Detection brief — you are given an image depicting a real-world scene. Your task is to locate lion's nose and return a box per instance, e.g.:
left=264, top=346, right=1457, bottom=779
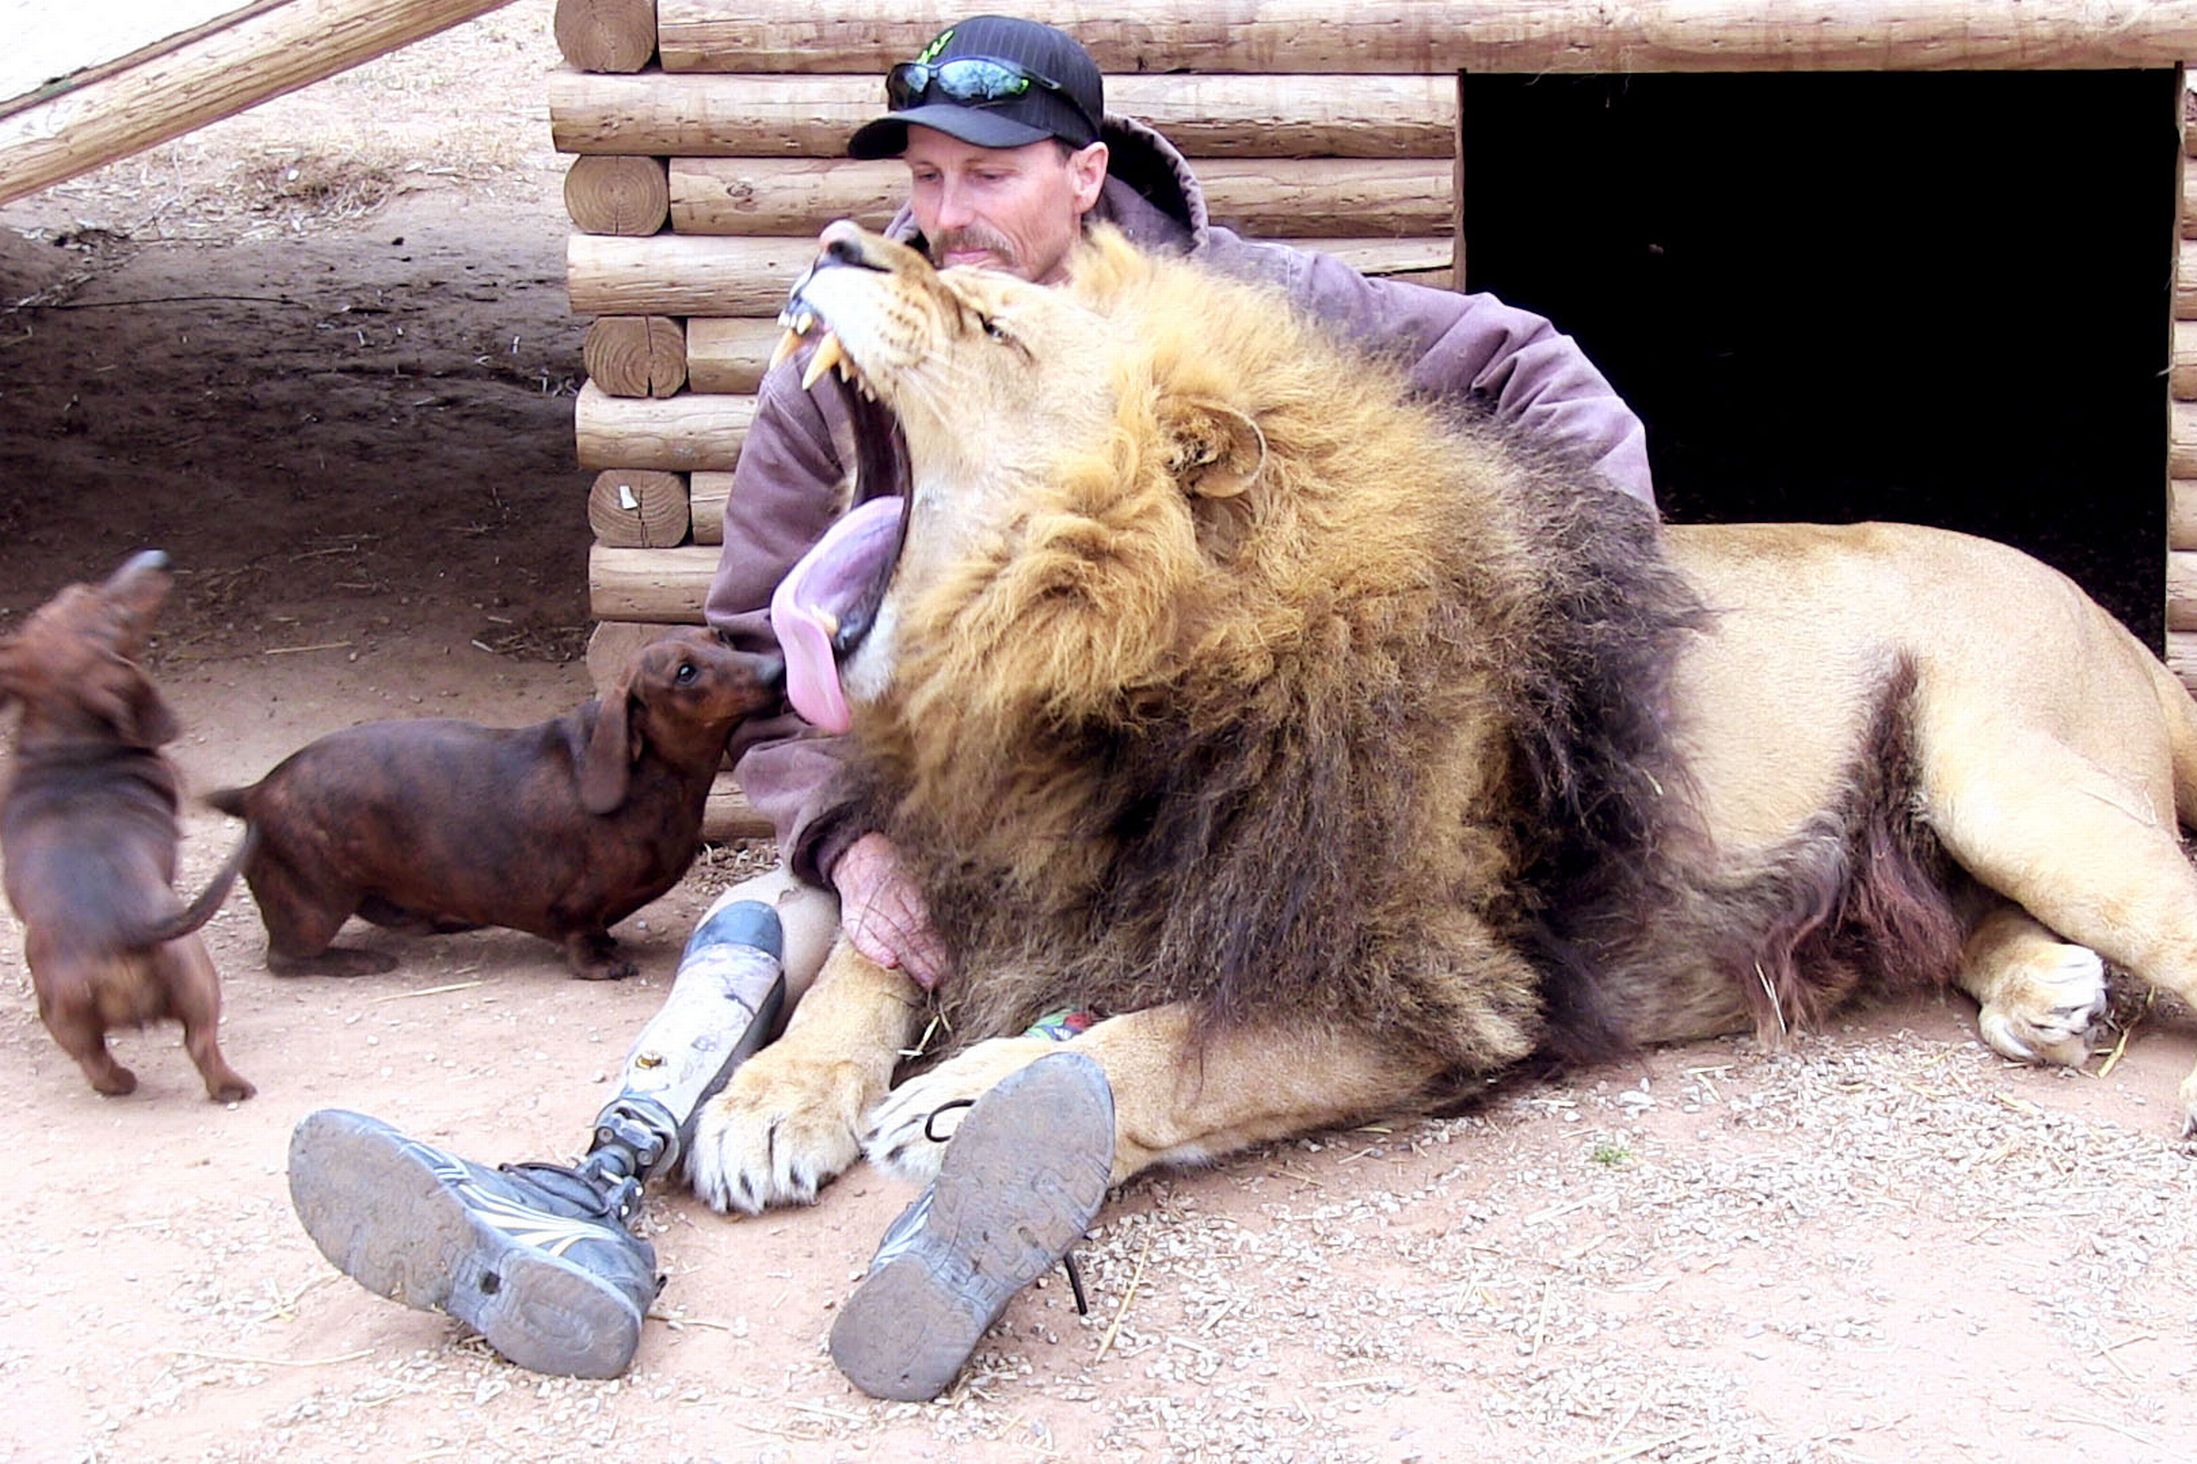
left=820, top=219, right=865, bottom=261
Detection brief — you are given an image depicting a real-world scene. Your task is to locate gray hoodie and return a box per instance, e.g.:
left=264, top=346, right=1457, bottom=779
left=704, top=115, right=1655, bottom=884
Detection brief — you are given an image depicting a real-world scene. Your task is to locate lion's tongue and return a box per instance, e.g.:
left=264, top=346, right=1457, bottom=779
left=771, top=495, right=905, bottom=734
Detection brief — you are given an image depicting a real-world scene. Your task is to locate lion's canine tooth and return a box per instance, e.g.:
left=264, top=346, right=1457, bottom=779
left=770, top=327, right=803, bottom=371
left=815, top=609, right=840, bottom=638
left=801, top=331, right=845, bottom=390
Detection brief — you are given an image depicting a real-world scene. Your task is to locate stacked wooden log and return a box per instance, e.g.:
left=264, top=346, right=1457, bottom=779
left=552, top=0, right=1460, bottom=833
left=2172, top=81, right=2197, bottom=687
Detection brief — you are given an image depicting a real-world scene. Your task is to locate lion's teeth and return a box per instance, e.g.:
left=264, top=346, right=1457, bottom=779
left=815, top=609, right=840, bottom=638
left=794, top=309, right=815, bottom=336
left=769, top=327, right=802, bottom=371
left=800, top=331, right=845, bottom=390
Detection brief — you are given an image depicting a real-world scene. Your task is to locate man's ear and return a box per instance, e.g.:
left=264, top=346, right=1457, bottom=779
left=1068, top=139, right=1109, bottom=215
left=1159, top=396, right=1266, bottom=499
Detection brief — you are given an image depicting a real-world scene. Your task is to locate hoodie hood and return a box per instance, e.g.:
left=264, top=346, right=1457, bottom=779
left=877, top=111, right=1210, bottom=259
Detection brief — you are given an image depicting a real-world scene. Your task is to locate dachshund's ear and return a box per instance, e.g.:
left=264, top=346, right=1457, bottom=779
left=122, top=674, right=180, bottom=749
left=84, top=658, right=178, bottom=748
left=580, top=674, right=639, bottom=815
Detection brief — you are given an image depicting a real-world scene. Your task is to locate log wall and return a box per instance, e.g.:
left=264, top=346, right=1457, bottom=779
left=2174, top=79, right=2197, bottom=680
left=553, top=0, right=1461, bottom=679
left=553, top=0, right=2197, bottom=812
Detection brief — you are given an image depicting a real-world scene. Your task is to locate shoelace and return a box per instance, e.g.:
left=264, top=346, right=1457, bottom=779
left=500, top=1160, right=621, bottom=1220
left=923, top=1097, right=1090, bottom=1316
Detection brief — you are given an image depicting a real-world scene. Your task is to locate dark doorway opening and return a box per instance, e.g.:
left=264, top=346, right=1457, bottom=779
left=1461, top=70, right=2178, bottom=648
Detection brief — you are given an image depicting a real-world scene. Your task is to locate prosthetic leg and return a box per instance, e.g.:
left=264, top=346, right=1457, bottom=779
left=287, top=897, right=787, bottom=1379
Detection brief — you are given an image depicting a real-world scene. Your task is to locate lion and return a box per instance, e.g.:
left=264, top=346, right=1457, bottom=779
left=687, top=220, right=2197, bottom=1227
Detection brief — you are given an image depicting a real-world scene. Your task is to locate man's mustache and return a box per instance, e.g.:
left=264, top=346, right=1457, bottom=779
left=929, top=226, right=1020, bottom=266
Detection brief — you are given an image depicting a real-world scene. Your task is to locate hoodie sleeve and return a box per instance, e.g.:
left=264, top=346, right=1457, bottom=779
left=1199, top=227, right=1655, bottom=506
left=702, top=357, right=869, bottom=885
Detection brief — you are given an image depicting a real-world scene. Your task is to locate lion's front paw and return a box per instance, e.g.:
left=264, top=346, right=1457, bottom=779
left=861, top=1037, right=1063, bottom=1184
left=1975, top=942, right=2108, bottom=1068
left=687, top=1045, right=883, bottom=1214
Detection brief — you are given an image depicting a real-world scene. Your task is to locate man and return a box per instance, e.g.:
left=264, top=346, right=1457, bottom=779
left=285, top=14, right=1654, bottom=1393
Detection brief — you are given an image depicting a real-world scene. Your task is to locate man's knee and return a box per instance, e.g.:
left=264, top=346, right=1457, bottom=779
left=708, top=863, right=841, bottom=1003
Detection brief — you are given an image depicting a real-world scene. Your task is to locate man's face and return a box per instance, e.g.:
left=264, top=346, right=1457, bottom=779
left=901, top=127, right=1108, bottom=286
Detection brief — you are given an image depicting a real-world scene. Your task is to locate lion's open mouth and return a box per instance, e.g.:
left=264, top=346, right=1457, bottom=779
left=771, top=493, right=903, bottom=733
left=768, top=228, right=935, bottom=732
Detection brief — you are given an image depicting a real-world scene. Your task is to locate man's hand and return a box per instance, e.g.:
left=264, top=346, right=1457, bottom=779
left=831, top=831, right=950, bottom=990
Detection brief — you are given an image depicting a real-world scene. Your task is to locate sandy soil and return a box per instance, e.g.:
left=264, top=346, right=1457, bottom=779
left=4, top=7, right=2197, bottom=1462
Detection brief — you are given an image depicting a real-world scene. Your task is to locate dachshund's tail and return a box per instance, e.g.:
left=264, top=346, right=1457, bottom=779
left=131, top=816, right=258, bottom=947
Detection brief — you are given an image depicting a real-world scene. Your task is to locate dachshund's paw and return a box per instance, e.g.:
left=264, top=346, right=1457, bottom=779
left=687, top=1045, right=880, bottom=1215
left=861, top=1037, right=1061, bottom=1185
left=564, top=933, right=636, bottom=981
left=268, top=947, right=397, bottom=978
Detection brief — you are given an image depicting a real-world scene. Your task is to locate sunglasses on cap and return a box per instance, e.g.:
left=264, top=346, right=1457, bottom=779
left=886, top=56, right=1097, bottom=134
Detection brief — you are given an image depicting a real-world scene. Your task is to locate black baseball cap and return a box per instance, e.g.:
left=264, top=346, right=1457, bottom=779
left=847, top=16, right=1104, bottom=160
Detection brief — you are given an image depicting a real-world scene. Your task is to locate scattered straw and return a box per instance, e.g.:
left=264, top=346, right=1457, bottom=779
left=1093, top=1230, right=1153, bottom=1365
left=371, top=979, right=485, bottom=1003
left=2053, top=1410, right=2163, bottom=1452
left=2097, top=990, right=2153, bottom=1079
left=262, top=640, right=352, bottom=656
left=164, top=1347, right=372, bottom=1369
left=1578, top=1433, right=1698, bottom=1464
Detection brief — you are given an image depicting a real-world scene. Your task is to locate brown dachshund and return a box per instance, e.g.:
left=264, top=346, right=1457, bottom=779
left=208, top=628, right=783, bottom=980
left=0, top=551, right=256, bottom=1102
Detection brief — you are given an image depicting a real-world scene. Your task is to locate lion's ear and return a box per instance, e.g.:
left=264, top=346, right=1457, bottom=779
left=1159, top=397, right=1266, bottom=500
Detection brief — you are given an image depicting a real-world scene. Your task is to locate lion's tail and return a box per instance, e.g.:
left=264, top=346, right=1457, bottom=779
left=2143, top=652, right=2197, bottom=833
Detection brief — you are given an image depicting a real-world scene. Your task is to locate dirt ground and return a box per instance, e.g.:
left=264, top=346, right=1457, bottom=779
left=4, top=7, right=2197, bottom=1462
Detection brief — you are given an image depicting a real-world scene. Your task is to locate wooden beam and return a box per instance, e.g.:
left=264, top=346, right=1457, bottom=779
left=586, top=619, right=685, bottom=697
left=0, top=0, right=514, bottom=208
left=549, top=70, right=1459, bottom=158
left=669, top=158, right=904, bottom=234
left=554, top=0, right=657, bottom=74
left=590, top=544, right=721, bottom=622
left=687, top=318, right=784, bottom=396
left=2175, top=401, right=2197, bottom=478
left=563, top=154, right=670, bottom=235
left=702, top=771, right=775, bottom=841
left=588, top=468, right=691, bottom=548
left=584, top=316, right=687, bottom=397
left=667, top=156, right=1454, bottom=238
left=656, top=1, right=2197, bottom=75
left=2168, top=629, right=2197, bottom=693
left=690, top=471, right=731, bottom=545
left=570, top=232, right=1454, bottom=317
left=2171, top=550, right=2197, bottom=631
left=576, top=383, right=757, bottom=471
left=2174, top=319, right=2197, bottom=399
left=2174, top=479, right=2197, bottom=551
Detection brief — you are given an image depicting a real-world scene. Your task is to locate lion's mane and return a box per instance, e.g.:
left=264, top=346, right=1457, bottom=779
left=827, top=232, right=1752, bottom=1083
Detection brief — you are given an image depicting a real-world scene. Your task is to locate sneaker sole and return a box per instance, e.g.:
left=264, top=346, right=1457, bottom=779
left=287, top=1109, right=643, bottom=1379
left=828, top=1051, right=1115, bottom=1401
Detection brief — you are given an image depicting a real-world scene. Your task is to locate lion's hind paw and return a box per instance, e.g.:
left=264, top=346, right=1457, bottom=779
left=1975, top=942, right=2108, bottom=1069
left=861, top=1037, right=1062, bottom=1185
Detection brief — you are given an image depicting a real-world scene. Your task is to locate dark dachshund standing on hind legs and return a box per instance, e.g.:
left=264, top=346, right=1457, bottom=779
left=0, top=551, right=255, bottom=1102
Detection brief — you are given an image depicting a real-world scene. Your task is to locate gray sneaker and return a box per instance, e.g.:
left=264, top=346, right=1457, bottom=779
left=829, top=1051, right=1115, bottom=1401
left=287, top=1109, right=661, bottom=1379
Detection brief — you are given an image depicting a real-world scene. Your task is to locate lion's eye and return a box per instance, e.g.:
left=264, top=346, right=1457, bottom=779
left=981, top=315, right=1009, bottom=341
